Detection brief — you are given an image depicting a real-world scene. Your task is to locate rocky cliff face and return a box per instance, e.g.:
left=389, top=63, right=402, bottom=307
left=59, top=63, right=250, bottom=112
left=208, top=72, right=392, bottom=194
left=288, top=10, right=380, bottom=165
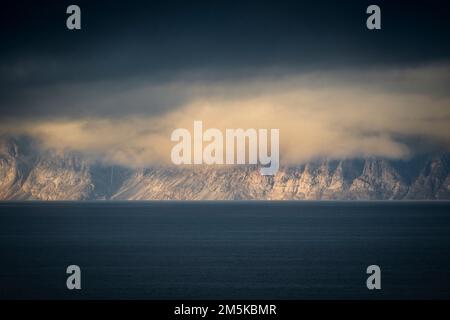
left=1, top=137, right=449, bottom=200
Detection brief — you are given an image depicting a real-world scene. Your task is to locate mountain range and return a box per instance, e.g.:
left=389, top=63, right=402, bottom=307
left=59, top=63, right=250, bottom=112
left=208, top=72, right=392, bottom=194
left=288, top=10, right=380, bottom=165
left=1, top=136, right=449, bottom=200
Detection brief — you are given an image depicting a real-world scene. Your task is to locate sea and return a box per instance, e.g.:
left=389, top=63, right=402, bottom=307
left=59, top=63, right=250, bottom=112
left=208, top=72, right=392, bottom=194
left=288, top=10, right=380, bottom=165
left=0, top=201, right=449, bottom=299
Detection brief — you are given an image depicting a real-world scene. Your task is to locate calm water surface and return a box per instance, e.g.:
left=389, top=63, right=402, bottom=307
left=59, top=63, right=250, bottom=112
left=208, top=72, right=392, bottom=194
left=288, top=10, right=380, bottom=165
left=0, top=201, right=449, bottom=299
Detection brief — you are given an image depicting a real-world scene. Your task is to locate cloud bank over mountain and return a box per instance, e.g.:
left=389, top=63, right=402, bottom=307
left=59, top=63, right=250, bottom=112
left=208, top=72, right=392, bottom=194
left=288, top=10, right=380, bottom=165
left=1, top=64, right=449, bottom=167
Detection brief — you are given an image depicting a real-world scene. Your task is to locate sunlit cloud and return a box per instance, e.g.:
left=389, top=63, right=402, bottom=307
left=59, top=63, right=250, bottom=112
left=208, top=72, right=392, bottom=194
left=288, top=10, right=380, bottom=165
left=1, top=63, right=449, bottom=167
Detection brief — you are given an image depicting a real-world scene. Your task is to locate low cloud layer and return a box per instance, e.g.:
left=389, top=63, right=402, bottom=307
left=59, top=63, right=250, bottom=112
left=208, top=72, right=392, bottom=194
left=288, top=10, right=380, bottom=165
left=1, top=64, right=449, bottom=167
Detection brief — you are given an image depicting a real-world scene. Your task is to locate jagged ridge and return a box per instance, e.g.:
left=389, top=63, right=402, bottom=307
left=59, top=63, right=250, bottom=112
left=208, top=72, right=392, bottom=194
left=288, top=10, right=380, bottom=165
left=1, top=137, right=449, bottom=200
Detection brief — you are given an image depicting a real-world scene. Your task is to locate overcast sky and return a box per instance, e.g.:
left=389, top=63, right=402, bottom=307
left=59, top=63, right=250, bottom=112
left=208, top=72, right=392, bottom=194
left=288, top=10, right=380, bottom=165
left=1, top=0, right=449, bottom=165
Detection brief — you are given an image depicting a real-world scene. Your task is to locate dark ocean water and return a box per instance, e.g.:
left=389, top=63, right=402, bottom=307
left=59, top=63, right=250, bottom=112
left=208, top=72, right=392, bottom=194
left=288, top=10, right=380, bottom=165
left=0, top=201, right=449, bottom=299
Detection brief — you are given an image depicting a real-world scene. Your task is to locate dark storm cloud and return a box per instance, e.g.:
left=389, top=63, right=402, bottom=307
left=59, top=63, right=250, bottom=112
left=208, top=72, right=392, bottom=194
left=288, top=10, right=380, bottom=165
left=1, top=0, right=450, bottom=120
